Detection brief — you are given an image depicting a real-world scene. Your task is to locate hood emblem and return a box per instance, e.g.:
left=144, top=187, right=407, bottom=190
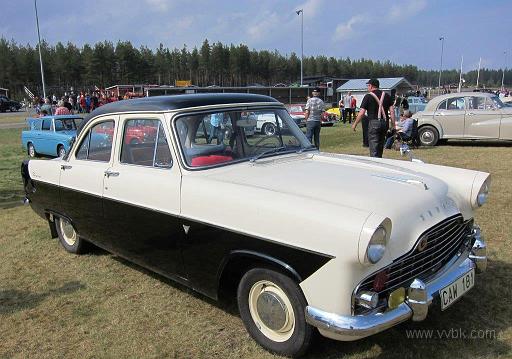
left=417, top=237, right=428, bottom=252
left=182, top=225, right=190, bottom=235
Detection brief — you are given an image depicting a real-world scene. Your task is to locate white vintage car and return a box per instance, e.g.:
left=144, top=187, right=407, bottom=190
left=21, top=94, right=490, bottom=357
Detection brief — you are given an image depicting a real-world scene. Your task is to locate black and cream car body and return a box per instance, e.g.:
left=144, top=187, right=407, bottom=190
left=21, top=94, right=490, bottom=356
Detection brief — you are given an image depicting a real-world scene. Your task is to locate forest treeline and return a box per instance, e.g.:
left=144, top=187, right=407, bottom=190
left=0, top=38, right=510, bottom=99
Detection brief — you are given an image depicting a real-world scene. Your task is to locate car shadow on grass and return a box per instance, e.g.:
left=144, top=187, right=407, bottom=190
left=0, top=281, right=86, bottom=315
left=305, top=259, right=512, bottom=359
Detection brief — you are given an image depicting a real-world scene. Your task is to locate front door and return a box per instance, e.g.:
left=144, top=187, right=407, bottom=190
left=434, top=96, right=465, bottom=138
left=464, top=96, right=500, bottom=138
left=59, top=118, right=117, bottom=241
left=102, top=114, right=183, bottom=278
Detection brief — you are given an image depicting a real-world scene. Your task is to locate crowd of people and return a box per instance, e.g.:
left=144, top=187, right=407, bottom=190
left=33, top=90, right=135, bottom=117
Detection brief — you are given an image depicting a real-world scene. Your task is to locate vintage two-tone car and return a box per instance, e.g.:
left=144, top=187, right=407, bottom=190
left=414, top=92, right=512, bottom=146
left=21, top=94, right=490, bottom=357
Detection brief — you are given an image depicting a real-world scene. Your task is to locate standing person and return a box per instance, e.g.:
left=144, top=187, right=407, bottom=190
left=54, top=100, right=71, bottom=115
left=208, top=112, right=225, bottom=144
left=349, top=94, right=356, bottom=124
left=79, top=92, right=86, bottom=113
left=352, top=79, right=395, bottom=158
left=304, top=87, right=324, bottom=149
left=393, top=90, right=402, bottom=121
left=342, top=92, right=352, bottom=124
left=40, top=97, right=53, bottom=116
left=85, top=93, right=91, bottom=113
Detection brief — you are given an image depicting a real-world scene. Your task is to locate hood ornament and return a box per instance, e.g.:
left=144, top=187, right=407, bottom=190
left=372, top=174, right=429, bottom=190
left=399, top=144, right=424, bottom=163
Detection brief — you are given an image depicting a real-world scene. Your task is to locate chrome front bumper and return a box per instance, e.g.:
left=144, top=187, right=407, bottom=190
left=305, top=231, right=487, bottom=341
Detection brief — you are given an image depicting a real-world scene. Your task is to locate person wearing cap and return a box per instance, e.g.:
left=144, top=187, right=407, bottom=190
left=352, top=78, right=396, bottom=158
left=304, top=87, right=325, bottom=149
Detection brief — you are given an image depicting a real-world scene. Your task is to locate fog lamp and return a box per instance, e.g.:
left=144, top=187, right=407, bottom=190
left=388, top=287, right=406, bottom=309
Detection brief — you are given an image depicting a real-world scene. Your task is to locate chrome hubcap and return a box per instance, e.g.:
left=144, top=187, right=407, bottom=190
left=248, top=280, right=295, bottom=342
left=29, top=145, right=35, bottom=157
left=59, top=218, right=77, bottom=246
left=421, top=131, right=433, bottom=144
left=265, top=125, right=275, bottom=136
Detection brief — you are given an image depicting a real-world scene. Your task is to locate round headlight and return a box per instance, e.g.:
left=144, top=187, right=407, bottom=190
left=366, top=226, right=387, bottom=264
left=477, top=180, right=490, bottom=206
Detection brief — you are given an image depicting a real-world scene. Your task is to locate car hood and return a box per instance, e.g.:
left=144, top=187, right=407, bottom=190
left=201, top=152, right=468, bottom=258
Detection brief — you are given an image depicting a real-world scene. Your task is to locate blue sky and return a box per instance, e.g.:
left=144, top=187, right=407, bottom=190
left=2, top=0, right=511, bottom=71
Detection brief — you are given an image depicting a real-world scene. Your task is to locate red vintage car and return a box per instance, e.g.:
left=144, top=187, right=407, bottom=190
left=285, top=104, right=337, bottom=127
left=95, top=122, right=157, bottom=144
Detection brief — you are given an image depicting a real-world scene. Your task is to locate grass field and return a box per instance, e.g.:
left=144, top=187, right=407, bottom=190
left=1, top=117, right=511, bottom=358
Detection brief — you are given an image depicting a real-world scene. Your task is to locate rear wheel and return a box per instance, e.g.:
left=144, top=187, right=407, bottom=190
left=55, top=216, right=87, bottom=254
left=418, top=126, right=439, bottom=146
left=237, top=268, right=312, bottom=357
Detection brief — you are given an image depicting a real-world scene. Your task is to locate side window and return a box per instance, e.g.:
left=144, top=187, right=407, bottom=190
left=485, top=97, right=498, bottom=110
left=437, top=100, right=447, bottom=110
left=445, top=97, right=465, bottom=110
left=75, top=121, right=115, bottom=162
left=120, top=119, right=172, bottom=168
left=468, top=97, right=486, bottom=110
left=42, top=119, right=51, bottom=131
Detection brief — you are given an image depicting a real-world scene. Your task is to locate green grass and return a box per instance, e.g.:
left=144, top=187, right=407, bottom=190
left=1, top=124, right=511, bottom=358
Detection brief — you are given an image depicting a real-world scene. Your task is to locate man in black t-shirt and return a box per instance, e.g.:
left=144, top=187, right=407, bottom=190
left=352, top=78, right=396, bottom=158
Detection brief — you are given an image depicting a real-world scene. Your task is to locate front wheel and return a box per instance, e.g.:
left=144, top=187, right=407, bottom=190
left=55, top=216, right=87, bottom=254
left=237, top=268, right=312, bottom=357
left=27, top=143, right=37, bottom=158
left=57, top=145, right=66, bottom=158
left=418, top=126, right=439, bottom=146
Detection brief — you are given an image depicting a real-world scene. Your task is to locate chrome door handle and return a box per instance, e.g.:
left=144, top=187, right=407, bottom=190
left=466, top=112, right=475, bottom=116
left=104, top=170, right=119, bottom=177
left=435, top=112, right=445, bottom=116
left=61, top=165, right=72, bottom=170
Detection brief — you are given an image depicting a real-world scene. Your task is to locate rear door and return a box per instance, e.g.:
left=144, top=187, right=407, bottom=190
left=59, top=117, right=117, bottom=241
left=102, top=114, right=183, bottom=277
left=38, top=118, right=53, bottom=155
left=434, top=96, right=465, bottom=137
left=464, top=96, right=500, bottom=138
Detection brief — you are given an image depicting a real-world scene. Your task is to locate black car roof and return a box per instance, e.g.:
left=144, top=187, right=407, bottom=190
left=78, top=93, right=280, bottom=133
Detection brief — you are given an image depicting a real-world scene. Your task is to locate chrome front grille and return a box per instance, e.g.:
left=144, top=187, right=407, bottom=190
left=356, top=215, right=473, bottom=310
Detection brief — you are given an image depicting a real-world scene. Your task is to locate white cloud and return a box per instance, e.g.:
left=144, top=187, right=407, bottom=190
left=388, top=0, right=427, bottom=22
left=333, top=15, right=367, bottom=41
left=145, top=0, right=171, bottom=11
left=246, top=12, right=281, bottom=42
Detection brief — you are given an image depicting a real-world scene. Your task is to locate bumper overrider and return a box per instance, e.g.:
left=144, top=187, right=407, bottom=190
left=305, top=227, right=487, bottom=341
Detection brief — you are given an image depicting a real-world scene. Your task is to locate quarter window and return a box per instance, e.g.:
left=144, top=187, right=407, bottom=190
left=120, top=119, right=172, bottom=168
left=75, top=121, right=115, bottom=162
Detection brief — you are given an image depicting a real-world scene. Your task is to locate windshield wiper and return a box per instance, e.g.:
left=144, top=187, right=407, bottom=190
left=250, top=146, right=289, bottom=162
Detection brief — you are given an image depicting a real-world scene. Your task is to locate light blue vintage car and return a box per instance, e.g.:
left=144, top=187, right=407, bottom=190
left=21, top=115, right=83, bottom=158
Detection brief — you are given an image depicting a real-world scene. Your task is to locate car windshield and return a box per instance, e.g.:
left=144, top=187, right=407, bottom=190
left=175, top=108, right=313, bottom=168
left=54, top=118, right=79, bottom=131
left=489, top=96, right=504, bottom=109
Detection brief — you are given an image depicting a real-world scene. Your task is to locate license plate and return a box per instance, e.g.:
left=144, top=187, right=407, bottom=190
left=439, top=268, right=475, bottom=310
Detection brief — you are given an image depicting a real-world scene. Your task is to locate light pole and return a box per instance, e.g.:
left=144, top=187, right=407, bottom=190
left=501, top=51, right=507, bottom=90
left=438, top=36, right=444, bottom=92
left=296, top=9, right=303, bottom=87
left=34, top=0, right=46, bottom=98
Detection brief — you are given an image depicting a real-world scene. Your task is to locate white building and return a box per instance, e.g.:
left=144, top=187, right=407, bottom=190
left=336, top=77, right=413, bottom=107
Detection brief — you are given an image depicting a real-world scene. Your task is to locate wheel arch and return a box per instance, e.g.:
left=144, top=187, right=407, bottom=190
left=216, top=250, right=302, bottom=302
left=418, top=119, right=444, bottom=139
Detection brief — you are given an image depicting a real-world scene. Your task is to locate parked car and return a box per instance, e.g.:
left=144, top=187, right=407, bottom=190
left=286, top=104, right=337, bottom=127
left=406, top=96, right=427, bottom=113
left=21, top=115, right=83, bottom=158
left=413, top=92, right=512, bottom=146
left=0, top=95, right=22, bottom=112
left=21, top=93, right=490, bottom=357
